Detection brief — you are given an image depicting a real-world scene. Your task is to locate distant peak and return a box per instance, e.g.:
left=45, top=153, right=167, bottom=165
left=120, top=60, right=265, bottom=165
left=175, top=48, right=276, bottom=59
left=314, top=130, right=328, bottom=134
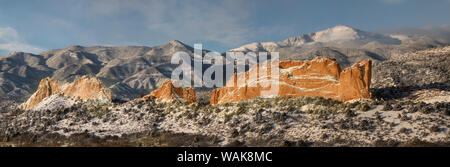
left=282, top=25, right=361, bottom=46
left=2, top=51, right=34, bottom=58
left=329, top=25, right=357, bottom=31
left=311, top=25, right=365, bottom=42
left=9, top=51, right=26, bottom=55
left=160, top=40, right=193, bottom=50
left=166, top=40, right=186, bottom=46
left=317, top=25, right=360, bottom=35
left=63, top=45, right=85, bottom=51
left=68, top=45, right=84, bottom=48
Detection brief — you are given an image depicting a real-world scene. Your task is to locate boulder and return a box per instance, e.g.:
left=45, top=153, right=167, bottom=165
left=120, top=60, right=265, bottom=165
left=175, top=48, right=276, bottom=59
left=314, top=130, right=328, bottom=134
left=210, top=57, right=372, bottom=104
left=142, top=80, right=196, bottom=104
left=20, top=76, right=111, bottom=110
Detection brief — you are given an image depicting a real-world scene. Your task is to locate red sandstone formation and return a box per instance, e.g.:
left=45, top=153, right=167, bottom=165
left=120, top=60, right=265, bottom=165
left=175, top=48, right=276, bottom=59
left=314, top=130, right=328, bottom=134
left=20, top=77, right=61, bottom=110
left=142, top=80, right=196, bottom=104
left=20, top=76, right=112, bottom=110
left=210, top=57, right=372, bottom=104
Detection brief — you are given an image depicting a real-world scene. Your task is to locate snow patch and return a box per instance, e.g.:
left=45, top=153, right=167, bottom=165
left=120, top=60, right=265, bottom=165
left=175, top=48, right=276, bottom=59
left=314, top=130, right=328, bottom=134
left=32, top=94, right=76, bottom=111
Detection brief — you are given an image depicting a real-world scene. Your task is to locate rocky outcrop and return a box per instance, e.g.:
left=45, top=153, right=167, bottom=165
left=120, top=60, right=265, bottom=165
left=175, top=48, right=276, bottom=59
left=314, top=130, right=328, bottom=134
left=142, top=80, right=196, bottom=104
left=62, top=76, right=112, bottom=103
left=20, top=76, right=112, bottom=110
left=210, top=57, right=372, bottom=104
left=20, top=78, right=61, bottom=110
left=338, top=60, right=372, bottom=101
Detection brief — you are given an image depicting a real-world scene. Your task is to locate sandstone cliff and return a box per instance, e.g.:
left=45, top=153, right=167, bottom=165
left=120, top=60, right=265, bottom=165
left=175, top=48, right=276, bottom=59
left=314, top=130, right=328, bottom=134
left=142, top=80, right=196, bottom=104
left=210, top=57, right=372, bottom=104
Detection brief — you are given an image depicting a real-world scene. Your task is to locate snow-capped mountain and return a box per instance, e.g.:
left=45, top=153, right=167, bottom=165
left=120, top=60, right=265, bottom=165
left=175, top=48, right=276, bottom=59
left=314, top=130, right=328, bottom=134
left=229, top=25, right=448, bottom=67
left=230, top=25, right=402, bottom=52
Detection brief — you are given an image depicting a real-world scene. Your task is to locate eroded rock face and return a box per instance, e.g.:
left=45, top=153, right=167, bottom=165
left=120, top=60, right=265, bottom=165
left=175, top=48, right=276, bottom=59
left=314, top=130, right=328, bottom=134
left=20, top=76, right=111, bottom=110
left=143, top=80, right=196, bottom=104
left=62, top=76, right=112, bottom=103
left=210, top=57, right=372, bottom=104
left=338, top=60, right=372, bottom=101
left=20, top=78, right=61, bottom=110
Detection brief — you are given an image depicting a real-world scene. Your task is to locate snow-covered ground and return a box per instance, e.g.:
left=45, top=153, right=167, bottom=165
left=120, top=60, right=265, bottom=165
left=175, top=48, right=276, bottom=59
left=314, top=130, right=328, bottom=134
left=2, top=96, right=448, bottom=146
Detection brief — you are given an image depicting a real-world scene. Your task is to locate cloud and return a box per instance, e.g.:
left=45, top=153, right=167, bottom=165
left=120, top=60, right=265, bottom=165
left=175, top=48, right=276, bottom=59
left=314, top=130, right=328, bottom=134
left=0, top=27, right=20, bottom=43
left=382, top=24, right=450, bottom=43
left=83, top=0, right=255, bottom=47
left=0, top=27, right=45, bottom=54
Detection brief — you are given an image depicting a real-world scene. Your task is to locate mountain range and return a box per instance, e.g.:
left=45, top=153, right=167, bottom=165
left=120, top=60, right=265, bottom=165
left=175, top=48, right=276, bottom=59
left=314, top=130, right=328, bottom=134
left=1, top=25, right=449, bottom=102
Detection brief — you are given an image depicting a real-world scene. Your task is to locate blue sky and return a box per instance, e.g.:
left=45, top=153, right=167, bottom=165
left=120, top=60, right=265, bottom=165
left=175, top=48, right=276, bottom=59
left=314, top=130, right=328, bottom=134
left=0, top=0, right=449, bottom=55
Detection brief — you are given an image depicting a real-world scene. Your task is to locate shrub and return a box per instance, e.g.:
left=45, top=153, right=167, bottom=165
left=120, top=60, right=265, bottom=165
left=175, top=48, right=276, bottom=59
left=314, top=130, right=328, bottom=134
left=231, top=129, right=239, bottom=138
left=296, top=140, right=310, bottom=147
left=344, top=109, right=356, bottom=118
left=286, top=105, right=296, bottom=112
left=407, top=105, right=419, bottom=113
left=254, top=112, right=264, bottom=124
left=9, top=108, right=25, bottom=117
left=382, top=101, right=393, bottom=111
left=313, top=97, right=326, bottom=106
left=213, top=107, right=220, bottom=113
left=320, top=134, right=329, bottom=140
left=444, top=108, right=450, bottom=116
left=260, top=124, right=273, bottom=134
left=389, top=122, right=397, bottom=127
left=419, top=105, right=433, bottom=114
left=224, top=114, right=232, bottom=123
left=272, top=112, right=287, bottom=122
left=392, top=104, right=403, bottom=111
left=346, top=101, right=360, bottom=109
left=375, top=112, right=383, bottom=121
left=399, top=114, right=410, bottom=121
left=236, top=106, right=247, bottom=115
left=235, top=101, right=248, bottom=115
left=359, top=103, right=371, bottom=111
left=399, top=128, right=411, bottom=134
left=429, top=125, right=440, bottom=133
left=260, top=102, right=272, bottom=109
left=357, top=120, right=374, bottom=131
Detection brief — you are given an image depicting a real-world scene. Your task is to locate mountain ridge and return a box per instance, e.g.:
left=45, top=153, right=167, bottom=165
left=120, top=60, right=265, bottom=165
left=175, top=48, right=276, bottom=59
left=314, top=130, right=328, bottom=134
left=230, top=25, right=402, bottom=52
left=0, top=40, right=198, bottom=101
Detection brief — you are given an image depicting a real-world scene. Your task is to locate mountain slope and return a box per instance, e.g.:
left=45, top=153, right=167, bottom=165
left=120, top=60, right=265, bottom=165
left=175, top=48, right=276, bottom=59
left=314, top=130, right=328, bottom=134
left=0, top=40, right=200, bottom=101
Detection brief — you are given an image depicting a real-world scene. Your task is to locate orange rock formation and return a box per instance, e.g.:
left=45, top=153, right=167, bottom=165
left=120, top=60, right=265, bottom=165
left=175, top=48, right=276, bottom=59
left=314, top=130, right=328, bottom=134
left=20, top=78, right=61, bottom=110
left=142, top=80, right=196, bottom=104
left=62, top=76, right=112, bottom=102
left=210, top=57, right=372, bottom=104
left=20, top=76, right=112, bottom=110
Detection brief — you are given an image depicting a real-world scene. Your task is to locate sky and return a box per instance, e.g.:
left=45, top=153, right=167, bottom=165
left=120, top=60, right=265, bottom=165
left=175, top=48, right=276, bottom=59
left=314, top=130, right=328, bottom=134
left=0, top=0, right=449, bottom=55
